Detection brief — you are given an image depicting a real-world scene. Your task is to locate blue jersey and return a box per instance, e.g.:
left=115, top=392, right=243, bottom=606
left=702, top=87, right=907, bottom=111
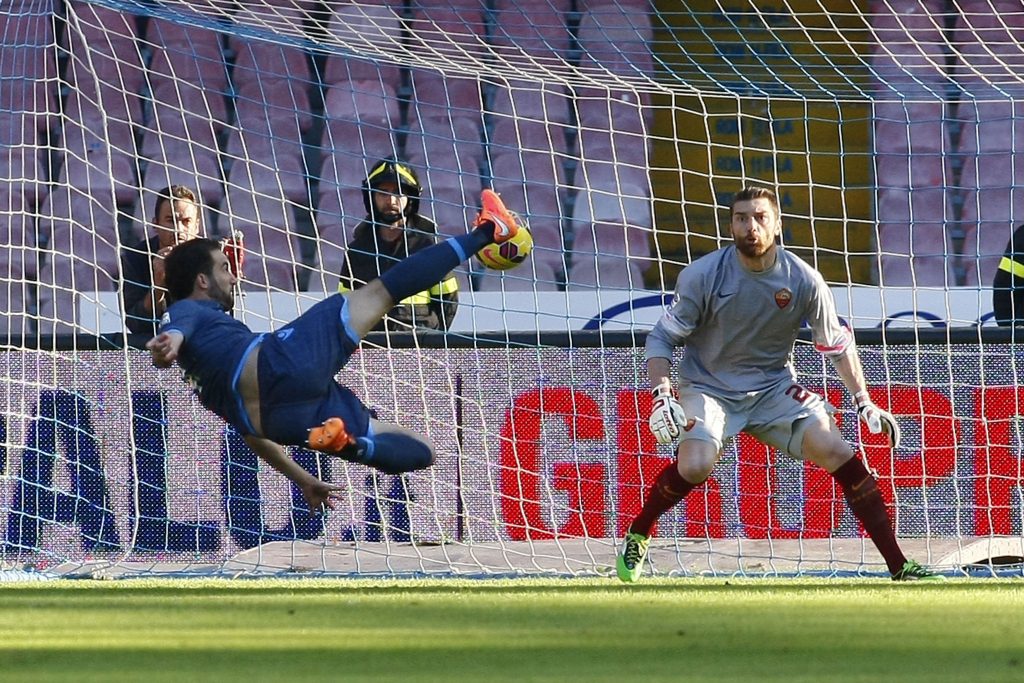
left=159, top=299, right=257, bottom=428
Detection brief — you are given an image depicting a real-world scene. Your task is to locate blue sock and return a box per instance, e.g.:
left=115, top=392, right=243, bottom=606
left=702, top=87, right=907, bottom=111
left=379, top=228, right=491, bottom=302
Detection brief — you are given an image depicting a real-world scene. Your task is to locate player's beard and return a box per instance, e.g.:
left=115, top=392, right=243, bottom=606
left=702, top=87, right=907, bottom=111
left=735, top=234, right=774, bottom=259
left=208, top=279, right=235, bottom=313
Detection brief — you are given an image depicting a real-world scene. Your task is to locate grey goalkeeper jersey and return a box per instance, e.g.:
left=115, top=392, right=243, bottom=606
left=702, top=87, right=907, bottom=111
left=646, top=245, right=851, bottom=399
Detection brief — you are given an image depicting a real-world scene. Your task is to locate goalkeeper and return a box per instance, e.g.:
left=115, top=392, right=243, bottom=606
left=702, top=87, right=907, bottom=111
left=617, top=186, right=942, bottom=583
left=146, top=190, right=521, bottom=511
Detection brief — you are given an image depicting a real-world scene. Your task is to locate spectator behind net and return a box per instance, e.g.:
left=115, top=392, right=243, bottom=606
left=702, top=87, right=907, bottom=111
left=338, top=158, right=458, bottom=332
left=121, top=185, right=202, bottom=335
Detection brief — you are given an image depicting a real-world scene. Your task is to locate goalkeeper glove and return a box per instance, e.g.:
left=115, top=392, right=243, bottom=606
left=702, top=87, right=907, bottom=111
left=855, top=391, right=901, bottom=449
left=649, top=383, right=687, bottom=445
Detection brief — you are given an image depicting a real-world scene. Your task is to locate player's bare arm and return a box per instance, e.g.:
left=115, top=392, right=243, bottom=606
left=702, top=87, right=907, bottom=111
left=828, top=343, right=901, bottom=448
left=146, top=330, right=184, bottom=368
left=242, top=434, right=343, bottom=511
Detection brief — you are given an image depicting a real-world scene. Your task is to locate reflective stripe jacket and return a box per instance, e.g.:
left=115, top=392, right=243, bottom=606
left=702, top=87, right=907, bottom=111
left=338, top=213, right=459, bottom=331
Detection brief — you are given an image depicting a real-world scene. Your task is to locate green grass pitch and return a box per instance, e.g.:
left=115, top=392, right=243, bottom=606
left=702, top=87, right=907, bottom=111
left=1, top=577, right=1021, bottom=682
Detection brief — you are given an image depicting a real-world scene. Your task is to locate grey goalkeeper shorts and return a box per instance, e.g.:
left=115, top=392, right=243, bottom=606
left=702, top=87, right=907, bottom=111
left=678, top=379, right=835, bottom=459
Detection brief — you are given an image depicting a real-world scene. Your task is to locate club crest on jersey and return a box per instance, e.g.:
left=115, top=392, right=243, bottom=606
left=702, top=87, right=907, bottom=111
left=774, top=288, right=793, bottom=309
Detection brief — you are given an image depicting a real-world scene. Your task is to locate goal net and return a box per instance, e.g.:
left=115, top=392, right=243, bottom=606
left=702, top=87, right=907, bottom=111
left=0, top=0, right=1019, bottom=579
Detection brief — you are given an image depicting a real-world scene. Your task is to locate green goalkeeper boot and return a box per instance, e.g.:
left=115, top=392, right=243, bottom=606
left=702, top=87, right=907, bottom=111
left=892, top=559, right=945, bottom=581
left=616, top=532, right=650, bottom=583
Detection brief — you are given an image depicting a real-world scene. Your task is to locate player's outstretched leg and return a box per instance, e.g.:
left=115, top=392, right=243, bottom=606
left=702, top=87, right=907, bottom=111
left=309, top=417, right=434, bottom=476
left=474, top=188, right=519, bottom=242
left=308, top=417, right=357, bottom=453
left=616, top=531, right=651, bottom=583
left=376, top=190, right=521, bottom=305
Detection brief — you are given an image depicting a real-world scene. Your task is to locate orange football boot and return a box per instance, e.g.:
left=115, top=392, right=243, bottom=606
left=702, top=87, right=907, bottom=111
left=473, top=189, right=519, bottom=243
left=307, top=417, right=357, bottom=453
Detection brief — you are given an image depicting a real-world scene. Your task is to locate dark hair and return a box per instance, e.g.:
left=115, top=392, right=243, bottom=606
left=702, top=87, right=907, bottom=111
left=163, top=238, right=221, bottom=303
left=729, top=185, right=780, bottom=216
left=153, top=185, right=199, bottom=222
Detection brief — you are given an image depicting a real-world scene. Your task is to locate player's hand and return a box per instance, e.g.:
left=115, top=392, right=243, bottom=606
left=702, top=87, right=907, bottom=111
left=855, top=393, right=901, bottom=449
left=152, top=246, right=172, bottom=287
left=300, top=479, right=344, bottom=512
left=649, top=383, right=688, bottom=445
left=146, top=331, right=183, bottom=368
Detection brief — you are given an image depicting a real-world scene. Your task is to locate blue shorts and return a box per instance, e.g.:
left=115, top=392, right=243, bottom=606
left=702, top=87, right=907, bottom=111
left=256, top=295, right=372, bottom=446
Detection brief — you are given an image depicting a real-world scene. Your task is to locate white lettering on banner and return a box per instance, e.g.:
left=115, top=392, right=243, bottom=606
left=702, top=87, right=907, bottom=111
left=81, top=287, right=999, bottom=334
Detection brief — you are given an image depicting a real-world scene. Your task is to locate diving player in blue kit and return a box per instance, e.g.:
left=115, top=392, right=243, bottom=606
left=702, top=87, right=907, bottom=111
left=146, top=190, right=521, bottom=511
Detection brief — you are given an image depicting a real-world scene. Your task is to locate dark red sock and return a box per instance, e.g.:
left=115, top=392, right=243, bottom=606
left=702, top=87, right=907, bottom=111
left=629, top=462, right=698, bottom=537
left=831, top=458, right=907, bottom=575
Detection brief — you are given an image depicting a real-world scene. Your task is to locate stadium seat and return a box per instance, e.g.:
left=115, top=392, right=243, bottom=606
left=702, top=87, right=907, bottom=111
left=405, top=116, right=485, bottom=238
left=867, top=0, right=950, bottom=99
left=36, top=190, right=120, bottom=335
left=322, top=2, right=403, bottom=87
left=229, top=20, right=313, bottom=134
left=576, top=4, right=654, bottom=77
left=142, top=22, right=228, bottom=167
left=958, top=152, right=1023, bottom=287
left=313, top=148, right=378, bottom=292
left=0, top=188, right=39, bottom=327
left=317, top=116, right=399, bottom=271
left=408, top=69, right=484, bottom=125
left=568, top=185, right=651, bottom=289
left=0, top=138, right=47, bottom=206
left=482, top=149, right=567, bottom=290
left=490, top=0, right=571, bottom=62
left=875, top=186, right=953, bottom=287
left=65, top=1, right=146, bottom=91
left=57, top=123, right=138, bottom=206
left=225, top=129, right=310, bottom=209
left=0, top=4, right=58, bottom=138
left=321, top=78, right=400, bottom=129
left=490, top=81, right=573, bottom=131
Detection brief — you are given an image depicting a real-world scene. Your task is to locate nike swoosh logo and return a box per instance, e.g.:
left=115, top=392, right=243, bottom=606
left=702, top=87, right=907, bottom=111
left=718, top=291, right=736, bottom=299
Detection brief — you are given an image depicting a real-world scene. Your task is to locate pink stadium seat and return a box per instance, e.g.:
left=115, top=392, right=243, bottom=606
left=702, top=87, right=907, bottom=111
left=957, top=152, right=1024, bottom=287
left=568, top=185, right=650, bottom=289
left=221, top=187, right=306, bottom=292
left=490, top=81, right=572, bottom=128
left=875, top=186, right=953, bottom=287
left=0, top=190, right=38, bottom=334
left=321, top=79, right=400, bottom=129
left=491, top=0, right=571, bottom=59
left=143, top=23, right=228, bottom=166
left=867, top=0, right=949, bottom=98
left=872, top=99, right=950, bottom=287
left=314, top=150, right=378, bottom=292
left=576, top=5, right=654, bottom=76
left=225, top=129, right=309, bottom=207
left=576, top=0, right=652, bottom=11
left=0, top=145, right=47, bottom=206
left=0, top=6, right=58, bottom=136
left=322, top=3, right=403, bottom=87
left=953, top=0, right=1024, bottom=99
left=489, top=117, right=570, bottom=158
left=57, top=123, right=138, bottom=205
left=406, top=117, right=484, bottom=237
left=230, top=30, right=313, bottom=134
left=64, top=2, right=145, bottom=121
left=873, top=101, right=946, bottom=154
left=951, top=1, right=1024, bottom=285
left=408, top=69, right=483, bottom=124
left=36, top=190, right=120, bottom=334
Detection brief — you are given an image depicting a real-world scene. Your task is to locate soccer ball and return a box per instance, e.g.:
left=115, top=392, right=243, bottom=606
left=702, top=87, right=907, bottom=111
left=477, top=221, right=534, bottom=271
